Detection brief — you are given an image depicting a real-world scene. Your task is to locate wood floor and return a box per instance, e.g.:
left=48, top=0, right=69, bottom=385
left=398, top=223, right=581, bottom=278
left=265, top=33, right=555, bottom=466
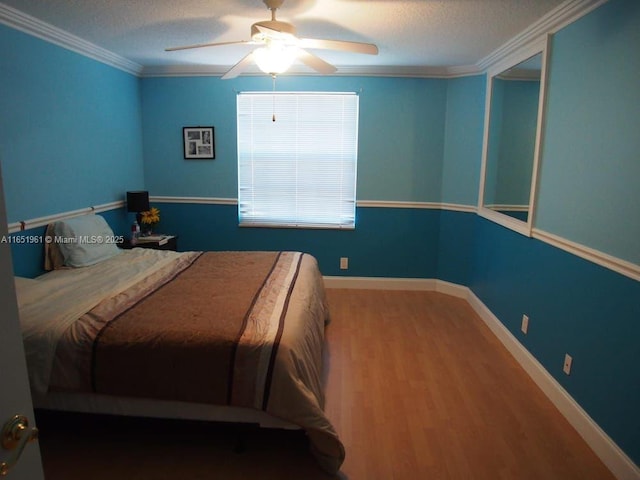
left=35, top=289, right=615, bottom=480
left=323, top=289, right=614, bottom=480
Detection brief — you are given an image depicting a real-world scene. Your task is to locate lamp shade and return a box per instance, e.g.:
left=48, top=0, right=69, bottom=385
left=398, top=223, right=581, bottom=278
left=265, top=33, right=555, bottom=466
left=126, top=191, right=150, bottom=213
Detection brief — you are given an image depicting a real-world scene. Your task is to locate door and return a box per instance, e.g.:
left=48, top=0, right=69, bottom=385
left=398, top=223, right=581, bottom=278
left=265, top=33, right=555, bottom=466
left=0, top=164, right=45, bottom=479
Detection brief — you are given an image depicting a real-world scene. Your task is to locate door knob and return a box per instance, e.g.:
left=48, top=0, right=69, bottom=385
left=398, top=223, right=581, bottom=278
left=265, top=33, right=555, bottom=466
left=1, top=415, right=39, bottom=476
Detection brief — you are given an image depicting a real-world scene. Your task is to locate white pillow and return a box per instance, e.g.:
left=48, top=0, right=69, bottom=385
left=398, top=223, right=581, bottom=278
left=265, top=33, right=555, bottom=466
left=53, top=214, right=121, bottom=268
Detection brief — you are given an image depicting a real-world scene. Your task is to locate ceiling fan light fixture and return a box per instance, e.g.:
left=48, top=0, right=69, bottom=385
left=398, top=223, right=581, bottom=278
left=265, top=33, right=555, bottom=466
left=165, top=0, right=377, bottom=79
left=253, top=41, right=298, bottom=75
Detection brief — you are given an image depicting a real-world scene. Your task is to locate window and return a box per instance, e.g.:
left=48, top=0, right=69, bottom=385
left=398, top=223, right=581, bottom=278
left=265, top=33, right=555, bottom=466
left=237, top=92, right=358, bottom=229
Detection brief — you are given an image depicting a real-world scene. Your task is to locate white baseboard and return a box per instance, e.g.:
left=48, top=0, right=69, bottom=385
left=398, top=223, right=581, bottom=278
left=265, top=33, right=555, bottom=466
left=323, top=276, right=640, bottom=480
left=323, top=276, right=437, bottom=291
left=465, top=290, right=640, bottom=480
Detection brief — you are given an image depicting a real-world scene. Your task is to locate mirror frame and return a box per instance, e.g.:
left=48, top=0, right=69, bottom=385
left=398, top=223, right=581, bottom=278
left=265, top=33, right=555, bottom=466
left=478, top=35, right=550, bottom=236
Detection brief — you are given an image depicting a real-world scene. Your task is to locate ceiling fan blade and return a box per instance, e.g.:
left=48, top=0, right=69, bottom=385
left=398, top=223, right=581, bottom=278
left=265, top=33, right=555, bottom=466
left=221, top=51, right=256, bottom=80
left=165, top=40, right=257, bottom=52
left=296, top=49, right=337, bottom=75
left=255, top=24, right=296, bottom=42
left=298, top=38, right=378, bottom=55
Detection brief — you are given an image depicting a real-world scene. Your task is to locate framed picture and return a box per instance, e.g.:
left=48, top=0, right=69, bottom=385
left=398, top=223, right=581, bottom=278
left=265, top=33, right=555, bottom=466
left=183, top=126, right=215, bottom=159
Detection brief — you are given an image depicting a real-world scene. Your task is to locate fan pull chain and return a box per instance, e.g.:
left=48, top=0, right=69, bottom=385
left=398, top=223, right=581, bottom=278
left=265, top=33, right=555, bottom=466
left=272, top=74, right=277, bottom=122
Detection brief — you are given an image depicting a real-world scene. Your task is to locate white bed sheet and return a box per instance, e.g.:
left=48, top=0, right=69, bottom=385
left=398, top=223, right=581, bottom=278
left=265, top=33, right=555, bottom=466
left=18, top=248, right=192, bottom=395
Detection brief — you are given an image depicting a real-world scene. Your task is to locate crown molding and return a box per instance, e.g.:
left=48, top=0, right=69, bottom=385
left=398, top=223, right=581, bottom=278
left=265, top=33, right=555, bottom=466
left=0, top=0, right=609, bottom=79
left=139, top=63, right=482, bottom=79
left=477, top=0, right=610, bottom=72
left=141, top=65, right=252, bottom=78
left=0, top=3, right=143, bottom=76
left=138, top=0, right=611, bottom=79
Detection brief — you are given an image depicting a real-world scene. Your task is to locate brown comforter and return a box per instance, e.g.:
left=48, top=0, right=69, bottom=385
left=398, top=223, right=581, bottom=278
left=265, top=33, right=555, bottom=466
left=49, top=251, right=344, bottom=473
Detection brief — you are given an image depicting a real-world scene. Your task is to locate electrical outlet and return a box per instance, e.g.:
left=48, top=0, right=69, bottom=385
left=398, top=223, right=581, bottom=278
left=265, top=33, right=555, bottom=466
left=340, top=257, right=349, bottom=270
left=563, top=354, right=573, bottom=375
left=521, top=314, right=529, bottom=334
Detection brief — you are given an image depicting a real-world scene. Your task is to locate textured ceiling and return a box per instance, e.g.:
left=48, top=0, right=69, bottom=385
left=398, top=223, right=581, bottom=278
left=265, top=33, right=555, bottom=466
left=1, top=0, right=567, bottom=74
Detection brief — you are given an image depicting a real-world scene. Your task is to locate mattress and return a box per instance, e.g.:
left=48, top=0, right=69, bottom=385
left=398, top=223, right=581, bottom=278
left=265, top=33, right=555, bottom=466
left=17, top=248, right=344, bottom=473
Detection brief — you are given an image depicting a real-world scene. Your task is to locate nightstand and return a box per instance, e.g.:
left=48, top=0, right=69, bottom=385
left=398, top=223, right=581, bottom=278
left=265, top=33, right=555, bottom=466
left=120, top=235, right=178, bottom=251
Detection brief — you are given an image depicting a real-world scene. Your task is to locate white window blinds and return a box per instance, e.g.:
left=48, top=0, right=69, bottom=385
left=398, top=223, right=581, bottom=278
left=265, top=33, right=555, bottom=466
left=237, top=92, right=358, bottom=229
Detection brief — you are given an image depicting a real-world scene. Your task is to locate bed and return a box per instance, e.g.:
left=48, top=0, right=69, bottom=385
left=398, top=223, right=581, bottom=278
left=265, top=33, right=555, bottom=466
left=15, top=214, right=344, bottom=473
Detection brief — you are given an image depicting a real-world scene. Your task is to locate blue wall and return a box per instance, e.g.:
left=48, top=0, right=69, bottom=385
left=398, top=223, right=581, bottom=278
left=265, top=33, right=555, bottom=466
left=141, top=75, right=449, bottom=203
left=0, top=25, right=145, bottom=223
left=535, top=0, right=640, bottom=265
left=470, top=216, right=640, bottom=464
left=469, top=0, right=640, bottom=464
left=155, top=202, right=440, bottom=278
left=140, top=74, right=455, bottom=278
left=442, top=75, right=486, bottom=206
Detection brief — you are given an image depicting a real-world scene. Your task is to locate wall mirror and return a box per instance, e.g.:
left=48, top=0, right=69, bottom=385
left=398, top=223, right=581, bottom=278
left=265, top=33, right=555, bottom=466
left=478, top=38, right=549, bottom=236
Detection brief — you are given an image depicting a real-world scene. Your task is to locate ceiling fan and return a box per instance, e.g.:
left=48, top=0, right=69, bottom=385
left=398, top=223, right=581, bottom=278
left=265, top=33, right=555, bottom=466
left=165, top=0, right=378, bottom=79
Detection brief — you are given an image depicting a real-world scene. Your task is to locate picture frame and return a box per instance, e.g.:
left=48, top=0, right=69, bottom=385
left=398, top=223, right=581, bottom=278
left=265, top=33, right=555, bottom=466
left=183, top=126, right=215, bottom=159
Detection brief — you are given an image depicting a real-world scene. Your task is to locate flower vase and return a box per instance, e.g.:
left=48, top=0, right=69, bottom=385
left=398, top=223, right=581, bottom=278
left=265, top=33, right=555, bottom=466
left=142, top=224, right=156, bottom=236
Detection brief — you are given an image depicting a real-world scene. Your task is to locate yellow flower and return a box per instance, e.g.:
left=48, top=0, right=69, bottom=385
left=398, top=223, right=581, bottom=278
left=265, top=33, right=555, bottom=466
left=141, top=207, right=160, bottom=225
